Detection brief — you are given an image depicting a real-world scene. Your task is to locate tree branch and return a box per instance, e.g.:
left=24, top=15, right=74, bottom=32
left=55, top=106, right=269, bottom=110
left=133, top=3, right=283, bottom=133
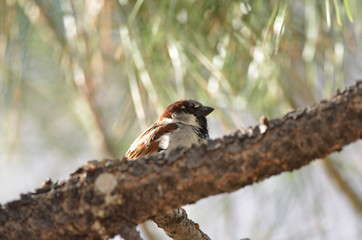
left=0, top=81, right=361, bottom=240
left=153, top=208, right=211, bottom=240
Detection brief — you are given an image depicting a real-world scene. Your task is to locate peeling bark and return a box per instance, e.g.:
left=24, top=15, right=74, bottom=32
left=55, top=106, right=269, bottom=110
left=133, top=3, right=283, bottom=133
left=0, top=81, right=361, bottom=240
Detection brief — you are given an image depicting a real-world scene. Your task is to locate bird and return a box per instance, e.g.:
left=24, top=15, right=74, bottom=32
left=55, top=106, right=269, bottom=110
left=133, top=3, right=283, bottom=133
left=124, top=99, right=214, bottom=239
left=125, top=99, right=214, bottom=160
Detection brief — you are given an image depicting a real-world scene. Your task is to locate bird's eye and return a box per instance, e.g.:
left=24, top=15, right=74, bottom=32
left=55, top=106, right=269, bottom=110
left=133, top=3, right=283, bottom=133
left=193, top=104, right=200, bottom=109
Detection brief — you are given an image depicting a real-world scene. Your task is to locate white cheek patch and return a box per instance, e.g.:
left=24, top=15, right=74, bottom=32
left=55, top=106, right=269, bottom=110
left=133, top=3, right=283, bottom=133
left=187, top=114, right=199, bottom=126
left=170, top=113, right=199, bottom=126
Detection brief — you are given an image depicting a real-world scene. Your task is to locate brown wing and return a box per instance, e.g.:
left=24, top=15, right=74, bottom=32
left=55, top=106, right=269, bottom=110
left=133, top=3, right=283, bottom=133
left=125, top=123, right=178, bottom=160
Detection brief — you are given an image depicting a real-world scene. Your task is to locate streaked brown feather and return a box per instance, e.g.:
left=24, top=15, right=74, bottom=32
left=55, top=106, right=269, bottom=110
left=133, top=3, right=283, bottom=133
left=125, top=123, right=178, bottom=160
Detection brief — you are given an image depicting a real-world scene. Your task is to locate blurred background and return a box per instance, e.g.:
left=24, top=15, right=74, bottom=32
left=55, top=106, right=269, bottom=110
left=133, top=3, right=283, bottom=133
left=1, top=0, right=362, bottom=239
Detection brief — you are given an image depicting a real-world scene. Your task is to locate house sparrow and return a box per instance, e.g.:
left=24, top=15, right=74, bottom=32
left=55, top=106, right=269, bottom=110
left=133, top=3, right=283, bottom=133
left=125, top=99, right=214, bottom=160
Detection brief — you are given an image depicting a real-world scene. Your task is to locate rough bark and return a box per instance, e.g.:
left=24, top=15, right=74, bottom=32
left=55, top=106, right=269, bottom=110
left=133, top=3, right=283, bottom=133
left=0, top=81, right=361, bottom=240
left=153, top=208, right=211, bottom=240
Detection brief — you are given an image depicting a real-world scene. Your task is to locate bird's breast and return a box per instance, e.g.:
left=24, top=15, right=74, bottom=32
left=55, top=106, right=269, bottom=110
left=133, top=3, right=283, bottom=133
left=158, top=124, right=202, bottom=151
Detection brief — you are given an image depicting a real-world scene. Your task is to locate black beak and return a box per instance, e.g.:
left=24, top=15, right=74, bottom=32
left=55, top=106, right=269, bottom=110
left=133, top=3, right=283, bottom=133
left=197, top=106, right=214, bottom=116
